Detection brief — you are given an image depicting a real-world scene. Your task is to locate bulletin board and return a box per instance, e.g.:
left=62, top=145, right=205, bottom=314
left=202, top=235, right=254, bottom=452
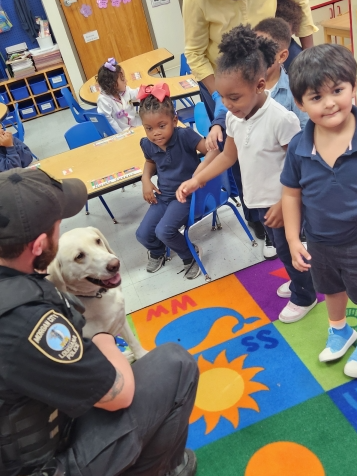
left=0, top=0, right=48, bottom=59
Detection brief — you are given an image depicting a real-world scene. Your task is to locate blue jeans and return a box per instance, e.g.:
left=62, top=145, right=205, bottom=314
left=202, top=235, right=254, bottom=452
left=136, top=196, right=192, bottom=261
left=257, top=208, right=316, bottom=307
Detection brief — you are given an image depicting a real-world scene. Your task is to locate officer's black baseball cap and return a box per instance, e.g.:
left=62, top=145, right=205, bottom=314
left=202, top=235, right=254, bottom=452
left=0, top=167, right=87, bottom=245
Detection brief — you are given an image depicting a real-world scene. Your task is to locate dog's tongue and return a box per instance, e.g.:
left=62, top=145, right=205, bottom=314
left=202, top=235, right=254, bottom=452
left=102, top=273, right=121, bottom=286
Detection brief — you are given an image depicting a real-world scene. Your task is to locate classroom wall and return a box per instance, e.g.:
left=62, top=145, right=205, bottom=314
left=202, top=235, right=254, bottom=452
left=0, top=0, right=47, bottom=58
left=0, top=0, right=185, bottom=98
left=143, top=0, right=184, bottom=72
left=41, top=0, right=86, bottom=100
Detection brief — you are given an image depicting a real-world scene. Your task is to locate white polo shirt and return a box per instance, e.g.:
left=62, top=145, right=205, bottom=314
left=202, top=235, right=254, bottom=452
left=226, top=91, right=300, bottom=208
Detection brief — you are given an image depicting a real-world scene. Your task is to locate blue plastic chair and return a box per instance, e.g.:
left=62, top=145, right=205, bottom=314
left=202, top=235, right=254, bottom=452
left=2, top=104, right=39, bottom=161
left=176, top=54, right=197, bottom=128
left=183, top=170, right=257, bottom=282
left=61, top=87, right=97, bottom=123
left=194, top=102, right=211, bottom=137
left=83, top=112, right=116, bottom=137
left=64, top=122, right=118, bottom=223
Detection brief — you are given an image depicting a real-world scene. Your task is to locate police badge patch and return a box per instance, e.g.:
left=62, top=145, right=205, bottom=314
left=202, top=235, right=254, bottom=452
left=28, top=310, right=83, bottom=363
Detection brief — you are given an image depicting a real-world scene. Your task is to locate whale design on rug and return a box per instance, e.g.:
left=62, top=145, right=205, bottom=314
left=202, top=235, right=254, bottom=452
left=155, top=307, right=260, bottom=352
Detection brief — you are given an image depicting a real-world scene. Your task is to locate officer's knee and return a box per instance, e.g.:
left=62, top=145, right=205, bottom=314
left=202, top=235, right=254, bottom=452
left=155, top=343, right=198, bottom=374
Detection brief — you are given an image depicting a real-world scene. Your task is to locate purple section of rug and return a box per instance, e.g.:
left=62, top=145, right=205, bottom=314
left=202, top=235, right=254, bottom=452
left=235, top=259, right=324, bottom=322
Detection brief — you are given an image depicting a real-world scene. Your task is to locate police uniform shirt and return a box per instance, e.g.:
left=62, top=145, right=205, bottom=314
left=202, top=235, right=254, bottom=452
left=0, top=266, right=116, bottom=418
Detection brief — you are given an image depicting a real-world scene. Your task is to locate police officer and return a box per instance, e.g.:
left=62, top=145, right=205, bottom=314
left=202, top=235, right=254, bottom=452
left=0, top=167, right=199, bottom=476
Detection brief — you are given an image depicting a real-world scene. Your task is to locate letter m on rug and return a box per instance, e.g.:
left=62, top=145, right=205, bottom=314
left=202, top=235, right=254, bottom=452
left=171, top=295, right=197, bottom=315
left=147, top=305, right=169, bottom=321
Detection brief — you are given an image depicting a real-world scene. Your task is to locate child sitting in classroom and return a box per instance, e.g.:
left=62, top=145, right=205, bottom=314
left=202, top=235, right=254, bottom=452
left=177, top=25, right=317, bottom=322
left=0, top=129, right=33, bottom=172
left=207, top=17, right=308, bottom=261
left=96, top=57, right=141, bottom=133
left=281, top=44, right=357, bottom=377
left=136, top=82, right=217, bottom=279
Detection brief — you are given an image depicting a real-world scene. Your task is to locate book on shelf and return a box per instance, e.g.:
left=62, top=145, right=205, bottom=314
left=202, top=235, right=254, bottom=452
left=29, top=44, right=63, bottom=71
left=6, top=50, right=35, bottom=79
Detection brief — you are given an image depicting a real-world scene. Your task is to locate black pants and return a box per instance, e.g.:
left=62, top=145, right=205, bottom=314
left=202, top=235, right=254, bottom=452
left=59, top=344, right=199, bottom=476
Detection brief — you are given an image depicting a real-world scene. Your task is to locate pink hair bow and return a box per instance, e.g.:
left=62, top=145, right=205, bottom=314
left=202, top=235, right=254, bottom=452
left=104, top=58, right=117, bottom=72
left=137, top=83, right=170, bottom=102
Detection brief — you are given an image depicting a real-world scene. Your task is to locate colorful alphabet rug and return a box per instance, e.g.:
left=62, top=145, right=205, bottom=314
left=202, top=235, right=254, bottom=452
left=129, top=259, right=357, bottom=475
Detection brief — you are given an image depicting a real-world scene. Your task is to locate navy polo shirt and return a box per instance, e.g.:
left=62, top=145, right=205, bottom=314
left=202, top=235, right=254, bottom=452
left=140, top=127, right=202, bottom=198
left=281, top=106, right=357, bottom=245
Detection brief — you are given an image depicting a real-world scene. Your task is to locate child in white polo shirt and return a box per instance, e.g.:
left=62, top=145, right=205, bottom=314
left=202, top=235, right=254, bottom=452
left=176, top=24, right=317, bottom=323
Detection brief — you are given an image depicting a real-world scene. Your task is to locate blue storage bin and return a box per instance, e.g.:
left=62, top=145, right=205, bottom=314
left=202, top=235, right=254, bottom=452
left=54, top=89, right=68, bottom=108
left=37, top=97, right=55, bottom=114
left=28, top=77, right=48, bottom=95
left=0, top=90, right=9, bottom=104
left=10, top=84, right=30, bottom=101
left=19, top=101, right=37, bottom=119
left=48, top=72, right=67, bottom=88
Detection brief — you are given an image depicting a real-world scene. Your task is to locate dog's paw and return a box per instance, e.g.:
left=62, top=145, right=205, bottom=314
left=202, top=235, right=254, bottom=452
left=122, top=349, right=136, bottom=363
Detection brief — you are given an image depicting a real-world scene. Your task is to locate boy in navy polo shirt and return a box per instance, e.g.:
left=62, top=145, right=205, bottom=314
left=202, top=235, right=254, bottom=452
left=136, top=83, right=218, bottom=279
left=281, top=44, right=357, bottom=378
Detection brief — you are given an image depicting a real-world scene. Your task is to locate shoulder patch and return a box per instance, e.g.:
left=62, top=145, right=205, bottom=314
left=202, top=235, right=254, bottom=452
left=28, top=310, right=83, bottom=364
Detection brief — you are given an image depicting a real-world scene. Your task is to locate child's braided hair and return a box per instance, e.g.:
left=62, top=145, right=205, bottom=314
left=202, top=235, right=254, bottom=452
left=217, top=24, right=278, bottom=82
left=139, top=86, right=176, bottom=118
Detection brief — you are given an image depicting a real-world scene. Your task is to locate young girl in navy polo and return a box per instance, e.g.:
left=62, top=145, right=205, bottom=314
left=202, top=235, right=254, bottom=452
left=96, top=58, right=141, bottom=133
left=177, top=24, right=317, bottom=321
left=136, top=83, right=216, bottom=279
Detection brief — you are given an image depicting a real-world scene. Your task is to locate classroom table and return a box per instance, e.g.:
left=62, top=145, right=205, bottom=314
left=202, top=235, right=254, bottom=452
left=321, top=12, right=351, bottom=47
left=0, top=103, right=8, bottom=122
left=38, top=128, right=147, bottom=213
left=79, top=48, right=200, bottom=105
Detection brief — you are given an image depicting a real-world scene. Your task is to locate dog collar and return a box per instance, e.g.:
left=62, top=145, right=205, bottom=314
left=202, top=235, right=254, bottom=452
left=76, top=287, right=108, bottom=299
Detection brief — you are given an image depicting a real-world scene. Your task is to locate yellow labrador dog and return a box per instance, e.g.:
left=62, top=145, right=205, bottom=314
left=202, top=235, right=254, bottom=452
left=47, top=226, right=147, bottom=362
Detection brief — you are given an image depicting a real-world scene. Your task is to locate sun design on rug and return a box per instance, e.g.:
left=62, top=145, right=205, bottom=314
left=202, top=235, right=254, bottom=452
left=190, top=350, right=269, bottom=434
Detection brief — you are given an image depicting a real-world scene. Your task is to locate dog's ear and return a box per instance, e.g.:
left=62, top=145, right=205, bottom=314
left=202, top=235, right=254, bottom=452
left=89, top=227, right=116, bottom=255
left=47, top=256, right=67, bottom=293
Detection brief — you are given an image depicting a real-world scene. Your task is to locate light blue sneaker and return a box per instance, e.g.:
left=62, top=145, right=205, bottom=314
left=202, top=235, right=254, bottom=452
left=319, top=326, right=357, bottom=362
left=344, top=347, right=357, bottom=378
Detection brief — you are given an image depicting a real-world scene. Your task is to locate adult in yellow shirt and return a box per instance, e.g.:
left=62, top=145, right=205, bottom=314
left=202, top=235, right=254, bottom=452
left=183, top=0, right=317, bottom=116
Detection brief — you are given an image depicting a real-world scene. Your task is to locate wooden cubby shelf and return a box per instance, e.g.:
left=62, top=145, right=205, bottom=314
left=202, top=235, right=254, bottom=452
left=0, top=63, right=75, bottom=123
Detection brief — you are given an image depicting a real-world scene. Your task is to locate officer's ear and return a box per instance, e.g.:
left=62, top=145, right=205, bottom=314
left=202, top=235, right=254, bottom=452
left=88, top=227, right=116, bottom=255
left=47, top=256, right=67, bottom=292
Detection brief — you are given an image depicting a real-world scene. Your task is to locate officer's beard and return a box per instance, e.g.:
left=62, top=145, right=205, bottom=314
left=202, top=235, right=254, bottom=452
left=33, top=233, right=59, bottom=272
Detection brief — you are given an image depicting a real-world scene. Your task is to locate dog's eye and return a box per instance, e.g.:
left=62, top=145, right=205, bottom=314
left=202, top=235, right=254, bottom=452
left=96, top=239, right=101, bottom=245
left=75, top=252, right=85, bottom=261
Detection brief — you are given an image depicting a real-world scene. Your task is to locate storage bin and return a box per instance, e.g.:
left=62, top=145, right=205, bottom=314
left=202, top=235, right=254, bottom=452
left=0, top=89, right=9, bottom=104
left=28, top=77, right=48, bottom=95
left=10, top=84, right=30, bottom=101
left=18, top=100, right=37, bottom=119
left=37, top=95, right=55, bottom=114
left=47, top=72, right=67, bottom=88
left=54, top=89, right=68, bottom=108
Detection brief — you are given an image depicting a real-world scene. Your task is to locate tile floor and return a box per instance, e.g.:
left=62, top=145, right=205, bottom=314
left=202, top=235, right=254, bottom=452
left=17, top=75, right=265, bottom=314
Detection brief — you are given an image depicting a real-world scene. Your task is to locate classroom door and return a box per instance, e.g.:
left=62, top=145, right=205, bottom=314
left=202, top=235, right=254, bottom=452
left=59, top=0, right=154, bottom=79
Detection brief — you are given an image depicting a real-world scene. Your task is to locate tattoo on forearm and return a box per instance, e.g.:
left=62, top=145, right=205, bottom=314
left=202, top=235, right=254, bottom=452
left=100, top=369, right=124, bottom=402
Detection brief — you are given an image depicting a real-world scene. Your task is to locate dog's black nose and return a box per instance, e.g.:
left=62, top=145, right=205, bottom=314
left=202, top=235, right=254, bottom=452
left=107, top=258, right=120, bottom=273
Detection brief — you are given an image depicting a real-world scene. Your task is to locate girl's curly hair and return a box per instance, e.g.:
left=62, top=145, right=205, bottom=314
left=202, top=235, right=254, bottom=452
left=96, top=63, right=124, bottom=96
left=216, top=24, right=278, bottom=82
left=139, top=88, right=176, bottom=118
